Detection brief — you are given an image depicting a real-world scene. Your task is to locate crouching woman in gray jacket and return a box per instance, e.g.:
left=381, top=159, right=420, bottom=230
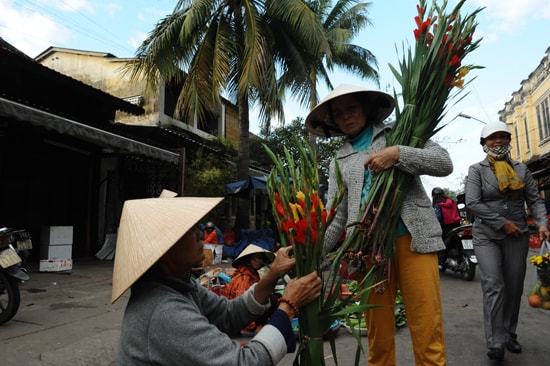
left=111, top=196, right=322, bottom=366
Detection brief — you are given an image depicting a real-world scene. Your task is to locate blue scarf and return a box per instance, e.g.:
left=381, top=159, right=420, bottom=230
left=349, top=126, right=409, bottom=237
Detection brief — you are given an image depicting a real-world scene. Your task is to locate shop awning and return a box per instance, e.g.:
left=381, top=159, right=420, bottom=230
left=0, top=97, right=180, bottom=164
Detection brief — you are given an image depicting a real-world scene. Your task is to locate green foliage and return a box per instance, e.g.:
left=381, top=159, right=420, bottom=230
left=129, top=0, right=380, bottom=237
left=341, top=282, right=407, bottom=329
left=281, top=0, right=380, bottom=111
left=257, top=117, right=344, bottom=186
left=185, top=148, right=234, bottom=197
left=184, top=148, right=233, bottom=225
left=395, top=289, right=407, bottom=329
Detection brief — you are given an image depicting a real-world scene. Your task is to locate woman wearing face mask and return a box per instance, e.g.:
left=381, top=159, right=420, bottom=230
left=465, top=122, right=549, bottom=361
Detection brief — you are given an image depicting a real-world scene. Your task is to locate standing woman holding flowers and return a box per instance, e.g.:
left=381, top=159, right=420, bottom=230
left=465, top=122, right=549, bottom=361
left=306, top=84, right=452, bottom=366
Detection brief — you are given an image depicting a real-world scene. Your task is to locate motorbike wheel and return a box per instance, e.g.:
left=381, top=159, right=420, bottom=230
left=0, top=270, right=21, bottom=324
left=460, top=256, right=476, bottom=281
left=438, top=252, right=447, bottom=272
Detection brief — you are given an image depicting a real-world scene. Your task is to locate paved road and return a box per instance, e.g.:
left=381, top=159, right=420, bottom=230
left=1, top=251, right=549, bottom=365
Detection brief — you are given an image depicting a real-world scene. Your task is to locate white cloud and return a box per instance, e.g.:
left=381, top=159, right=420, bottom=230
left=127, top=31, right=148, bottom=51
left=0, top=2, right=72, bottom=57
left=470, top=0, right=550, bottom=33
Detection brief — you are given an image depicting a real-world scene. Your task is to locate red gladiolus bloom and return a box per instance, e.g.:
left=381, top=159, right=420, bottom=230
left=450, top=54, right=460, bottom=68
left=275, top=193, right=286, bottom=218
left=414, top=15, right=422, bottom=28
left=294, top=219, right=307, bottom=245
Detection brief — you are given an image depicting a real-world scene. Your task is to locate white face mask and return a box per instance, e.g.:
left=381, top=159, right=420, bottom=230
left=483, top=144, right=511, bottom=159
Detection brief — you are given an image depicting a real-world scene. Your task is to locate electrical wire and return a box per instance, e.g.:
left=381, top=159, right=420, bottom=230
left=11, top=0, right=139, bottom=56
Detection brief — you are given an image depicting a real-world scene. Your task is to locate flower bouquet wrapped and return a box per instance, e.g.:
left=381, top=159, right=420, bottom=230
left=343, top=0, right=483, bottom=285
left=528, top=243, right=550, bottom=310
left=264, top=141, right=374, bottom=366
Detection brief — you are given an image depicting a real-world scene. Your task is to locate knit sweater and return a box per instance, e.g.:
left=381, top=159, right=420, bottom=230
left=325, top=121, right=453, bottom=254
left=117, top=271, right=288, bottom=366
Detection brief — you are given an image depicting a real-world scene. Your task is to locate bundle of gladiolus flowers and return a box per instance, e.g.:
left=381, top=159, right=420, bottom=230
left=274, top=190, right=328, bottom=247
left=345, top=0, right=483, bottom=288
left=265, top=141, right=373, bottom=366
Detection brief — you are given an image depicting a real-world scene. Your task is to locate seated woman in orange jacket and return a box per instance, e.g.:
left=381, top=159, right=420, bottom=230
left=226, top=244, right=276, bottom=336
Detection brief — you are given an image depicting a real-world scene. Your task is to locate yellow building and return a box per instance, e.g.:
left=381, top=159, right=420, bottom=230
left=499, top=46, right=550, bottom=205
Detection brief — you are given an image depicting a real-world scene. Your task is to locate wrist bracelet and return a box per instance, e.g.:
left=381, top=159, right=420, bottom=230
left=278, top=297, right=300, bottom=316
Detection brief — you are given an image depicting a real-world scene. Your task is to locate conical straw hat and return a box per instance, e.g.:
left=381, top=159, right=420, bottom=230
left=232, top=244, right=273, bottom=268
left=305, top=84, right=394, bottom=137
left=159, top=189, right=178, bottom=198
left=111, top=196, right=223, bottom=303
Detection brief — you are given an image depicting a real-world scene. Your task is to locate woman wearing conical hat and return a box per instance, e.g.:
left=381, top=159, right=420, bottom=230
left=306, top=84, right=452, bottom=365
left=225, top=244, right=276, bottom=336
left=112, top=196, right=321, bottom=366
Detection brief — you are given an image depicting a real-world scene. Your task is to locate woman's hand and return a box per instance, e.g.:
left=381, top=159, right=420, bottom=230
left=502, top=220, right=523, bottom=238
left=254, top=247, right=296, bottom=305
left=278, top=271, right=322, bottom=319
left=364, top=146, right=399, bottom=173
left=539, top=225, right=550, bottom=240
left=269, top=246, right=295, bottom=278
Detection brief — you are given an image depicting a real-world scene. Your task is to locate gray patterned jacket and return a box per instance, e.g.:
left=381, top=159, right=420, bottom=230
left=325, top=121, right=453, bottom=254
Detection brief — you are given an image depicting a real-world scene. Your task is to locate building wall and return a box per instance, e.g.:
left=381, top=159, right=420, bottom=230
left=500, top=47, right=550, bottom=160
left=37, top=48, right=241, bottom=139
left=225, top=103, right=240, bottom=142
left=39, top=50, right=159, bottom=126
left=499, top=46, right=550, bottom=202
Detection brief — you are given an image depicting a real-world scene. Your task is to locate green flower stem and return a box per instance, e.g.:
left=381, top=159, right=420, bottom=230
left=296, top=301, right=325, bottom=366
left=265, top=139, right=368, bottom=366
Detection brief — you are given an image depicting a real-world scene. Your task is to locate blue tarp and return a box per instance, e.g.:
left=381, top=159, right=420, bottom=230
left=223, top=228, right=275, bottom=259
left=225, top=176, right=267, bottom=196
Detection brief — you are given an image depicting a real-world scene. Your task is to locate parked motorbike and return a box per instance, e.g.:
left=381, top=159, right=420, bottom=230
left=0, top=227, right=31, bottom=324
left=438, top=223, right=477, bottom=281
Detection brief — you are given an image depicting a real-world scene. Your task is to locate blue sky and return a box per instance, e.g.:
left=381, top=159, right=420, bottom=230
left=1, top=0, right=549, bottom=192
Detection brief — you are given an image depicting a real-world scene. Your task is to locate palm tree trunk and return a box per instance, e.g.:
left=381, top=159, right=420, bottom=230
left=234, top=91, right=251, bottom=238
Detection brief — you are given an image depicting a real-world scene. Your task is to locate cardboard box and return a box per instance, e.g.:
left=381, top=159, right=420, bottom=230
left=204, top=244, right=223, bottom=266
left=42, top=244, right=72, bottom=260
left=41, top=226, right=73, bottom=245
left=202, top=249, right=213, bottom=267
left=39, top=259, right=73, bottom=272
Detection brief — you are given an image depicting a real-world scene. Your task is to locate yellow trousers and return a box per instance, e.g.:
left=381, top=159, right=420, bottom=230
left=364, top=235, right=446, bottom=366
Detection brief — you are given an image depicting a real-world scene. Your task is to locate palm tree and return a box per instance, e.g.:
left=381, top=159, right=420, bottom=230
left=127, top=0, right=329, bottom=235
left=279, top=0, right=379, bottom=147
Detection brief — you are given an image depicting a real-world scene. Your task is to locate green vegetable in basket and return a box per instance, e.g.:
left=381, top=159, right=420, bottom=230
left=346, top=280, right=359, bottom=293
